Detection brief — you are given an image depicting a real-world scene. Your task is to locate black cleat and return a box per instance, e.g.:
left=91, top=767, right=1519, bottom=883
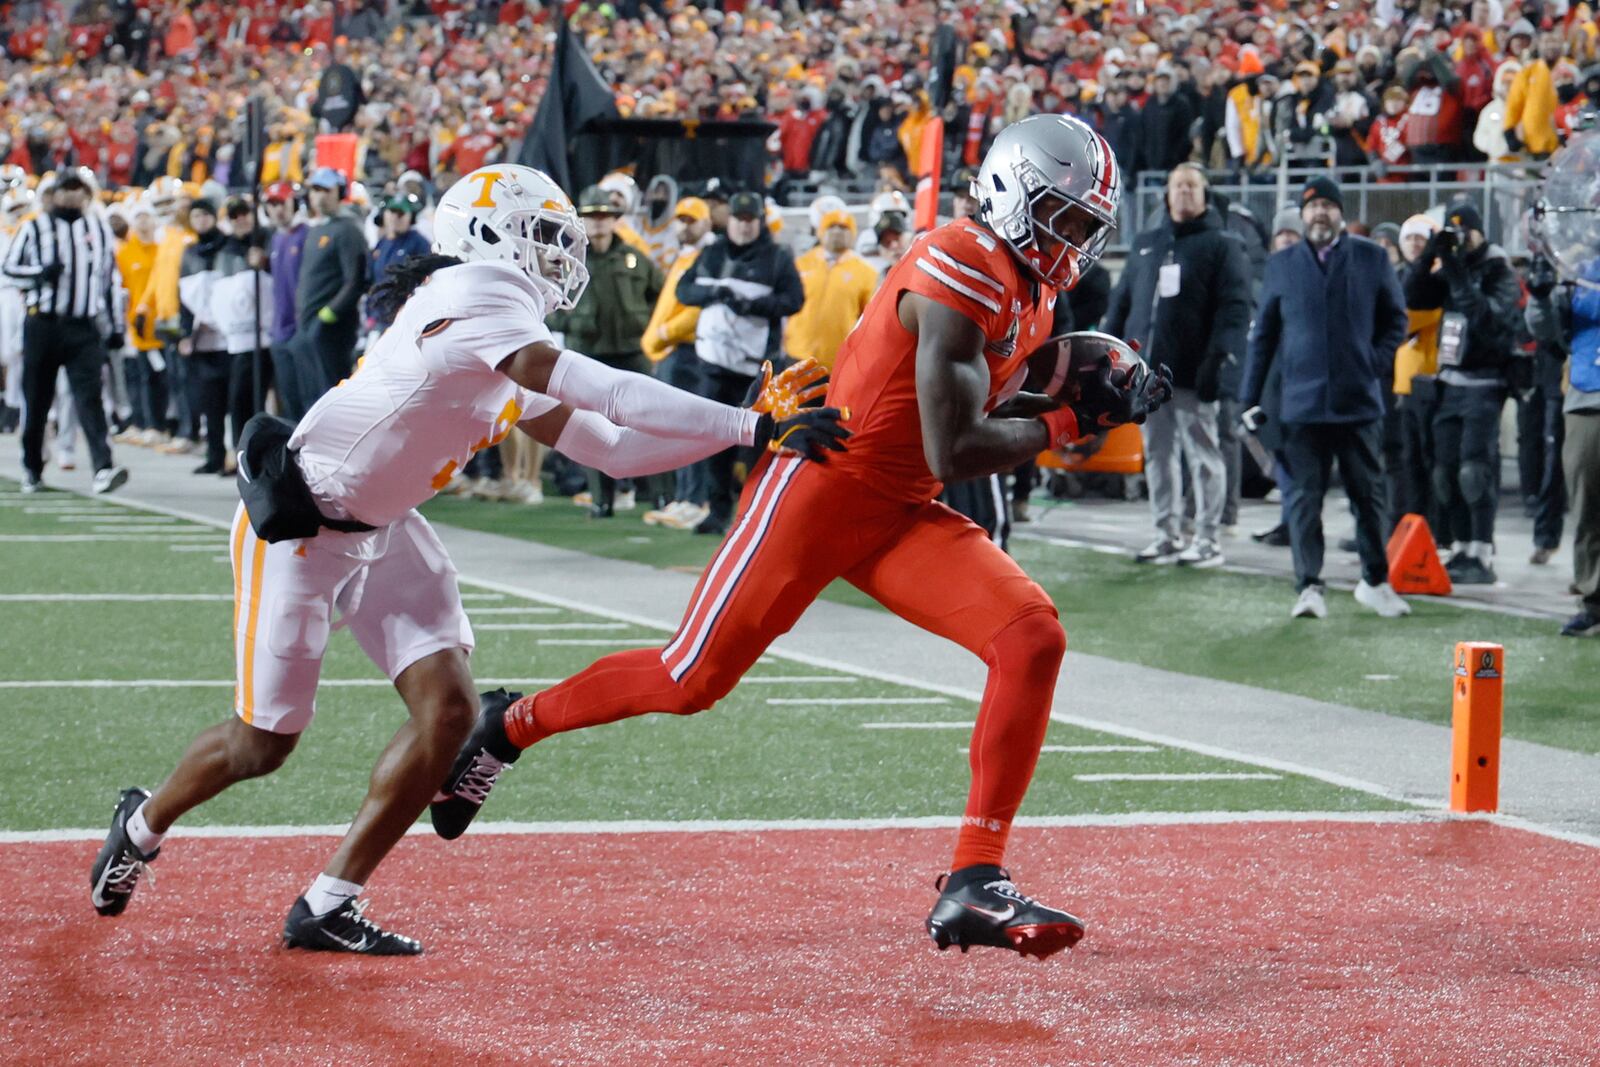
left=430, top=688, right=523, bottom=840
left=89, top=787, right=159, bottom=917
left=283, top=895, right=422, bottom=955
left=925, top=866, right=1085, bottom=960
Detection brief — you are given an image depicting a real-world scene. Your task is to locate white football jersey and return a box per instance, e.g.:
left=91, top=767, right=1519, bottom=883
left=292, top=260, right=560, bottom=526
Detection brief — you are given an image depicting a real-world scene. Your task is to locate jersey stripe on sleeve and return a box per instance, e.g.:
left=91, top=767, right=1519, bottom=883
left=912, top=257, right=1003, bottom=314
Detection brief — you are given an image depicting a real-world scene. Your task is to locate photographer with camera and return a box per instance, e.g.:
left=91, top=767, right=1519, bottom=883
left=1525, top=254, right=1600, bottom=637
left=1404, top=200, right=1524, bottom=585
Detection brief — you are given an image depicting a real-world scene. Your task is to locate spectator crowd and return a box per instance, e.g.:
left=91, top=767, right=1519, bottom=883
left=0, top=0, right=1595, bottom=637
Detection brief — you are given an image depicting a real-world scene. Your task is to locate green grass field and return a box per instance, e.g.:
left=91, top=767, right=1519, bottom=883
left=422, top=492, right=1600, bottom=755
left=0, top=483, right=1403, bottom=832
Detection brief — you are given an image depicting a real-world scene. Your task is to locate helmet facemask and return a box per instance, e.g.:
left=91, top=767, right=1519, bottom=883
left=1010, top=162, right=1114, bottom=290
left=491, top=207, right=590, bottom=310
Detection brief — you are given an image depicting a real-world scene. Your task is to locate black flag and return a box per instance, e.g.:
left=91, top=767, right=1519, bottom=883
left=519, top=19, right=620, bottom=192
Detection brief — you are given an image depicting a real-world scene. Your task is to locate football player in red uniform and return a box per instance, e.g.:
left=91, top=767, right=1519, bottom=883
left=434, top=115, right=1172, bottom=959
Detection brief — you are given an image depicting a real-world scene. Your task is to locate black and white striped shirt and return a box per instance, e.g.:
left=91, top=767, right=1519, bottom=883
left=1, top=211, right=124, bottom=332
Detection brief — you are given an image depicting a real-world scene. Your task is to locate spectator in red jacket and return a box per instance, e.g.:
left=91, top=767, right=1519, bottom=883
left=777, top=91, right=827, bottom=176
left=1398, top=47, right=1464, bottom=164
left=1367, top=85, right=1413, bottom=180
left=1456, top=26, right=1497, bottom=141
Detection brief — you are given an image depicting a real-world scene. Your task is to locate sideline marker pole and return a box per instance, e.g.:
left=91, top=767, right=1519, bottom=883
left=1449, top=642, right=1504, bottom=813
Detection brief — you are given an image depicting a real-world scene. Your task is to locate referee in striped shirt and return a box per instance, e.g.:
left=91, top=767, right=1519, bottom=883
left=1, top=171, right=128, bottom=494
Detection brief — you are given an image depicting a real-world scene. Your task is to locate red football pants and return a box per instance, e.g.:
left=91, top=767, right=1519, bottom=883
left=514, top=453, right=1066, bottom=869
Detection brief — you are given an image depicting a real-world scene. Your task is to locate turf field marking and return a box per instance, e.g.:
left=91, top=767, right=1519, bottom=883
left=462, top=606, right=561, bottom=615
left=537, top=638, right=662, bottom=646
left=475, top=622, right=630, bottom=631
left=767, top=697, right=950, bottom=706
left=959, top=744, right=1162, bottom=754
left=0, top=678, right=564, bottom=689
left=0, top=593, right=233, bottom=602
left=743, top=675, right=859, bottom=684
left=1074, top=772, right=1283, bottom=783
left=55, top=514, right=181, bottom=524
left=0, top=809, right=1450, bottom=845
left=863, top=721, right=975, bottom=729
left=34, top=485, right=1578, bottom=840
left=169, top=543, right=231, bottom=552
left=89, top=524, right=198, bottom=534
left=0, top=534, right=207, bottom=542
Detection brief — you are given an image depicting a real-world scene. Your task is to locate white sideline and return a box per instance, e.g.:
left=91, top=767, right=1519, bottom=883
left=0, top=809, right=1451, bottom=845
left=15, top=486, right=1600, bottom=854
left=0, top=678, right=562, bottom=689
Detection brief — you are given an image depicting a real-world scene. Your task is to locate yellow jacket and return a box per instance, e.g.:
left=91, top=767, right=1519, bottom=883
left=785, top=246, right=879, bottom=369
left=261, top=136, right=306, bottom=185
left=116, top=235, right=163, bottom=351
left=616, top=219, right=652, bottom=257
left=1505, top=59, right=1560, bottom=155
left=641, top=247, right=702, bottom=363
left=140, top=225, right=196, bottom=327
left=1394, top=306, right=1443, bottom=394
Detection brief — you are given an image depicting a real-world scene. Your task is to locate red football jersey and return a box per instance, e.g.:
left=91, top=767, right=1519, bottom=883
left=825, top=220, right=1057, bottom=503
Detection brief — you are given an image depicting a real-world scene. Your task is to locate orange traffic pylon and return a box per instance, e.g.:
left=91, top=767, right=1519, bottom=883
left=1386, top=514, right=1453, bottom=595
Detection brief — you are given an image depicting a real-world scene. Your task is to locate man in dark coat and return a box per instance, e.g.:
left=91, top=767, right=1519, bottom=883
left=1241, top=176, right=1411, bottom=620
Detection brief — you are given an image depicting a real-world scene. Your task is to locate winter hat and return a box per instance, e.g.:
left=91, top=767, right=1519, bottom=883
left=1445, top=200, right=1484, bottom=234
left=1301, top=175, right=1343, bottom=212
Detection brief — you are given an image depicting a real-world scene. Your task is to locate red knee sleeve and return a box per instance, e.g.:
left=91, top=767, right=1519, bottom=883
left=952, top=610, right=1066, bottom=870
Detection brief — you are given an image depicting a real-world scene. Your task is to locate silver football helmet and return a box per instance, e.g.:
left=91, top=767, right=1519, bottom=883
left=976, top=114, right=1120, bottom=290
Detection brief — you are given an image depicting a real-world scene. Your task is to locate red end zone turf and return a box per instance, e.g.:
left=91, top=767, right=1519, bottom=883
left=5, top=821, right=1598, bottom=1064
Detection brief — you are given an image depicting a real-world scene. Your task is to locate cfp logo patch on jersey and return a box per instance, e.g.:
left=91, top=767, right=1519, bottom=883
left=987, top=314, right=1021, bottom=358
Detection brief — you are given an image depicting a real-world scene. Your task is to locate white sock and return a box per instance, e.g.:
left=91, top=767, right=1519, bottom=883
left=1470, top=540, right=1494, bottom=563
left=305, top=874, right=364, bottom=916
left=126, top=802, right=165, bottom=854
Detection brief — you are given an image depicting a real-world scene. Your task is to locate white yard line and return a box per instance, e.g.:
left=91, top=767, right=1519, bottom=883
left=0, top=809, right=1450, bottom=845
left=0, top=678, right=564, bottom=689
left=168, top=544, right=230, bottom=552
left=766, top=697, right=950, bottom=706
left=959, top=744, right=1161, bottom=754
left=55, top=515, right=180, bottom=524
left=464, top=606, right=561, bottom=615
left=536, top=638, right=661, bottom=646
left=1074, top=772, right=1283, bottom=783
left=864, top=721, right=976, bottom=729
left=742, top=675, right=858, bottom=684
left=475, top=622, right=630, bottom=632
left=0, top=534, right=197, bottom=542
left=0, top=593, right=232, bottom=602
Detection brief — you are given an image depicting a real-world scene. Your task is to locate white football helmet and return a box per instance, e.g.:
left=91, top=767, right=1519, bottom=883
left=433, top=164, right=590, bottom=311
left=976, top=113, right=1120, bottom=289
left=2, top=187, right=33, bottom=217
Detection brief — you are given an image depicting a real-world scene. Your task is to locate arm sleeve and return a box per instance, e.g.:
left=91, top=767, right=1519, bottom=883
left=2, top=220, right=40, bottom=281
left=554, top=408, right=734, bottom=479
left=739, top=247, right=805, bottom=318
left=675, top=246, right=721, bottom=307
left=545, top=348, right=760, bottom=446
left=1225, top=97, right=1245, bottom=159
left=1504, top=71, right=1527, bottom=131
left=1373, top=256, right=1409, bottom=371
left=326, top=223, right=368, bottom=318
left=1241, top=281, right=1281, bottom=410
left=105, top=233, right=126, bottom=336
left=1207, top=237, right=1253, bottom=358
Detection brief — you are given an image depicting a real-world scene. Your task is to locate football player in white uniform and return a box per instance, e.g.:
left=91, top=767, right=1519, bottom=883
left=89, top=165, right=849, bottom=953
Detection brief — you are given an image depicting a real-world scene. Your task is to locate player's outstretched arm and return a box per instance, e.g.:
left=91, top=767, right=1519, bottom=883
left=908, top=293, right=1058, bottom=483
left=517, top=404, right=733, bottom=479
left=499, top=342, right=849, bottom=462
left=499, top=340, right=760, bottom=447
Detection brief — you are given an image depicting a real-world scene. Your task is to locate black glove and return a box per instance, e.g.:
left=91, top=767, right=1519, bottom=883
left=104, top=333, right=123, bottom=352
left=133, top=312, right=148, bottom=338
left=1071, top=360, right=1174, bottom=430
left=1527, top=256, right=1557, bottom=299
left=753, top=406, right=852, bottom=462
left=1505, top=127, right=1524, bottom=153
left=1195, top=353, right=1227, bottom=404
left=38, top=261, right=63, bottom=283
left=722, top=296, right=754, bottom=316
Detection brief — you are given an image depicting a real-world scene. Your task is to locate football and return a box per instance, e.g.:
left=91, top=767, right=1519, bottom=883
left=1023, top=331, right=1144, bottom=403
